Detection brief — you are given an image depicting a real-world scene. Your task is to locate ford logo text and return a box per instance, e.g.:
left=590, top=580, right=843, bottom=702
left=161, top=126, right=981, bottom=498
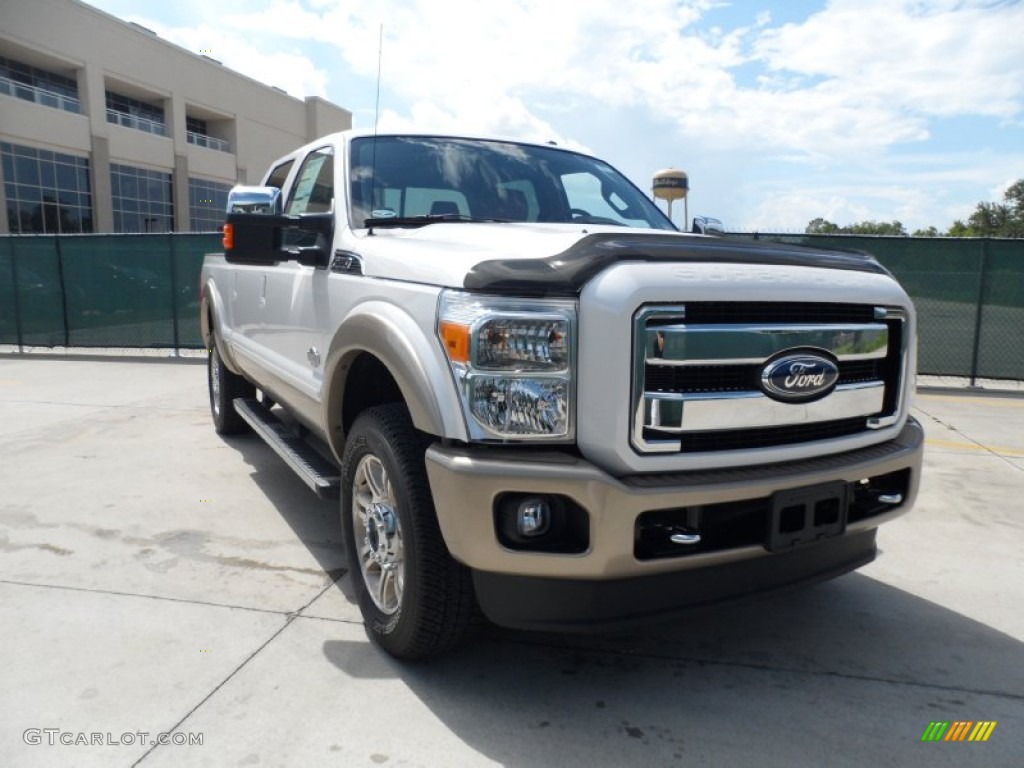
left=760, top=352, right=840, bottom=403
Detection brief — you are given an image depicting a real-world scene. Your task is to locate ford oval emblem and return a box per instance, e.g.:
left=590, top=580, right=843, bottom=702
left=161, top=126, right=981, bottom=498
left=760, top=351, right=840, bottom=403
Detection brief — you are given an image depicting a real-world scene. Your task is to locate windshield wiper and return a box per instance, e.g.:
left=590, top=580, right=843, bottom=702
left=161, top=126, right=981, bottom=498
left=363, top=213, right=509, bottom=231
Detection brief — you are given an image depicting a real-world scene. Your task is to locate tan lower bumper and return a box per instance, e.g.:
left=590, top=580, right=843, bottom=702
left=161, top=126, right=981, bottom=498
left=424, top=419, right=923, bottom=580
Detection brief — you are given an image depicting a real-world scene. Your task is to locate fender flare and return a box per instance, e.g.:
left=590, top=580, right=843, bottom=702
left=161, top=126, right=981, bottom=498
left=200, top=279, right=244, bottom=374
left=322, top=301, right=467, bottom=457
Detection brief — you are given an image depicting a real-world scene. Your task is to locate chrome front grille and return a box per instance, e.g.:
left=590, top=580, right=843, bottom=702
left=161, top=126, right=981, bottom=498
left=631, top=303, right=906, bottom=454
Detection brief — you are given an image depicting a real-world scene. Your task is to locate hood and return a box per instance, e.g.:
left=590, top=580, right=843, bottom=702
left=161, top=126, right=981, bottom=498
left=346, top=223, right=671, bottom=287
left=345, top=223, right=887, bottom=296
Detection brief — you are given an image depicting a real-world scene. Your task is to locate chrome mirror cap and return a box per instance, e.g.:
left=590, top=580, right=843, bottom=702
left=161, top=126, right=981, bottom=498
left=226, top=186, right=281, bottom=215
left=692, top=215, right=724, bottom=236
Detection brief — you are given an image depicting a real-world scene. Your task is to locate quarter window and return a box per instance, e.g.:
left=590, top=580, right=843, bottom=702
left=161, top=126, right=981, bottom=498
left=265, top=160, right=294, bottom=191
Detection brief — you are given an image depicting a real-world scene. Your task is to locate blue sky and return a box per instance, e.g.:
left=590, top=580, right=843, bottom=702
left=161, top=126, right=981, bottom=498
left=85, top=0, right=1024, bottom=233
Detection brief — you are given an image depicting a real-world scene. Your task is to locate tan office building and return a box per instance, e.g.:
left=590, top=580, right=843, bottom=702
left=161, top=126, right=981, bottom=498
left=0, top=0, right=352, bottom=234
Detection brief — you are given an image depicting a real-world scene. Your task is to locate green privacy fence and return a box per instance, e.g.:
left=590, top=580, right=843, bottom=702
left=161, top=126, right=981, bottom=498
left=731, top=234, right=1024, bottom=382
left=1, top=233, right=215, bottom=350
left=1, top=233, right=1022, bottom=380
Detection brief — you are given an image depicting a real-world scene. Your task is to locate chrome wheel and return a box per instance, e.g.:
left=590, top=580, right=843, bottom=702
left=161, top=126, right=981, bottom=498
left=207, top=333, right=253, bottom=435
left=340, top=404, right=477, bottom=659
left=352, top=454, right=405, bottom=615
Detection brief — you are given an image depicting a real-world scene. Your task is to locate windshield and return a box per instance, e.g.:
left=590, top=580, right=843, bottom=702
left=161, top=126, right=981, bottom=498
left=348, top=136, right=675, bottom=231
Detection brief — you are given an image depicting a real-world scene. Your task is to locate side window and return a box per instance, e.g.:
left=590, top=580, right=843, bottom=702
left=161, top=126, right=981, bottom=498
left=285, top=147, right=334, bottom=215
left=265, top=160, right=294, bottom=191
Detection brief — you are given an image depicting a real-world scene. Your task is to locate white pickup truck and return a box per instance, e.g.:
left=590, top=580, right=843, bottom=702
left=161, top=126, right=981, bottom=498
left=200, top=131, right=923, bottom=659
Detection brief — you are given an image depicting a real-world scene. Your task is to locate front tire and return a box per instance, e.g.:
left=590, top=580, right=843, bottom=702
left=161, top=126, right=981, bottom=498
left=208, top=341, right=254, bottom=435
left=340, top=404, right=477, bottom=660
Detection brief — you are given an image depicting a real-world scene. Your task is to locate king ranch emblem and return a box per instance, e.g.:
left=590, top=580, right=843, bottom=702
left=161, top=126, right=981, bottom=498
left=760, top=351, right=840, bottom=403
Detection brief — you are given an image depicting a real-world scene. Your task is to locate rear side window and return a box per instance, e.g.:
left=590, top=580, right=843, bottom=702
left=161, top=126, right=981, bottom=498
left=265, top=160, right=294, bottom=190
left=285, top=147, right=334, bottom=215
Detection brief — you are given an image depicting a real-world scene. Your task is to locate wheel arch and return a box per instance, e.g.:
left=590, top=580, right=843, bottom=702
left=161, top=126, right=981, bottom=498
left=200, top=280, right=245, bottom=374
left=323, top=303, right=467, bottom=461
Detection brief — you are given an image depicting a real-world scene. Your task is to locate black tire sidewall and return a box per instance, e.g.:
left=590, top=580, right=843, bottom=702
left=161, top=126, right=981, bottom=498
left=208, top=345, right=227, bottom=431
left=342, top=411, right=425, bottom=647
left=207, top=340, right=252, bottom=435
left=340, top=405, right=450, bottom=657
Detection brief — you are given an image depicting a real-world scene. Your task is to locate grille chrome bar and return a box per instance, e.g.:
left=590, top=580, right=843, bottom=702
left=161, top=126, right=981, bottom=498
left=639, top=381, right=884, bottom=436
left=642, top=323, right=889, bottom=366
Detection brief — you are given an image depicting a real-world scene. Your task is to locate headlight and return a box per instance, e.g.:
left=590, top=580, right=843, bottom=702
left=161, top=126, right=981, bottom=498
left=438, top=291, right=576, bottom=441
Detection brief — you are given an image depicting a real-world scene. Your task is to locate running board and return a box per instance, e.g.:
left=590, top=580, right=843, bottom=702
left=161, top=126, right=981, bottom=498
left=233, top=398, right=340, bottom=499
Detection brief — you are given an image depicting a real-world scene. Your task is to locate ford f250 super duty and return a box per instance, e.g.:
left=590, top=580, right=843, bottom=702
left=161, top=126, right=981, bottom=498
left=200, top=131, right=923, bottom=659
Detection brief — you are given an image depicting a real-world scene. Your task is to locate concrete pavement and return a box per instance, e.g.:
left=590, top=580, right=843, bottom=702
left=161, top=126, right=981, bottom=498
left=1, top=357, right=1021, bottom=767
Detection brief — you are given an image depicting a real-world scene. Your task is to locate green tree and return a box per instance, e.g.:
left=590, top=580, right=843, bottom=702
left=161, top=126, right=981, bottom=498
left=947, top=179, right=1024, bottom=237
left=846, top=220, right=907, bottom=236
left=947, top=220, right=971, bottom=237
left=1005, top=180, right=1024, bottom=220
left=805, top=217, right=840, bottom=234
left=803, top=180, right=1024, bottom=238
left=804, top=218, right=906, bottom=235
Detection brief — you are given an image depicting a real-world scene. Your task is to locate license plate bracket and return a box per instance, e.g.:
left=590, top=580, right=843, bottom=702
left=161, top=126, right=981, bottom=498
left=768, top=480, right=849, bottom=552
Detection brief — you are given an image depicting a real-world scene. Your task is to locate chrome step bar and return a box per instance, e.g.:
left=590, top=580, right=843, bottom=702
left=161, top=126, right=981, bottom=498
left=233, top=398, right=340, bottom=499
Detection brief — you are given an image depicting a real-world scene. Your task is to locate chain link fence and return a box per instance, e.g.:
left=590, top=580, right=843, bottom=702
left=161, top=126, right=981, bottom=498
left=1, top=232, right=1022, bottom=381
left=1, top=233, right=212, bottom=351
left=730, top=234, right=1024, bottom=383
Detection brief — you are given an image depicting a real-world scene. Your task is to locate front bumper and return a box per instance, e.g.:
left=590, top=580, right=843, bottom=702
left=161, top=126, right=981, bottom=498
left=425, top=418, right=922, bottom=582
left=472, top=529, right=878, bottom=632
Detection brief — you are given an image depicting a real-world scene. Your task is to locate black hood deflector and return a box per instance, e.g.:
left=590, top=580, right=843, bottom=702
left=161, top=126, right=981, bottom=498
left=463, top=234, right=888, bottom=296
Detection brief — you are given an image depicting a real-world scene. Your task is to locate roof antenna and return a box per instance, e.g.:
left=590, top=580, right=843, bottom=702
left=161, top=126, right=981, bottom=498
left=368, top=23, right=383, bottom=235
left=373, top=23, right=383, bottom=137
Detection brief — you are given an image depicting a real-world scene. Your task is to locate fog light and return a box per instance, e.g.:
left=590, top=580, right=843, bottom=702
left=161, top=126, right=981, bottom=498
left=517, top=497, right=551, bottom=537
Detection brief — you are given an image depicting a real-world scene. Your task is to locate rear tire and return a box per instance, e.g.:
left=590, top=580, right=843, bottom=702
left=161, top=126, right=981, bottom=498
left=208, top=340, right=254, bottom=435
left=340, top=404, right=477, bottom=660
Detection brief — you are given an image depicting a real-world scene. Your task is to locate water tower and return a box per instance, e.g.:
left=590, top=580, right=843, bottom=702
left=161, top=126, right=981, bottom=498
left=652, top=168, right=688, bottom=228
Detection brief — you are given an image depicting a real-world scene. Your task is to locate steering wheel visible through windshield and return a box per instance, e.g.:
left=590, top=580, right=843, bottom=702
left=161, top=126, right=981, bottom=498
left=348, top=136, right=676, bottom=231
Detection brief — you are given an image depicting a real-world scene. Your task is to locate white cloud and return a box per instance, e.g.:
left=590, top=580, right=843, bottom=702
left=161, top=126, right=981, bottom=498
left=104, top=0, right=1024, bottom=159
left=747, top=193, right=873, bottom=233
left=111, top=15, right=330, bottom=98
left=755, top=0, right=1024, bottom=120
left=86, top=0, right=1024, bottom=231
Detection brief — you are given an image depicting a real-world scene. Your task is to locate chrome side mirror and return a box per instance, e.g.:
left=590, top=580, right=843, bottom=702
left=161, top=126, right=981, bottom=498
left=692, top=216, right=724, bottom=236
left=226, top=186, right=282, bottom=215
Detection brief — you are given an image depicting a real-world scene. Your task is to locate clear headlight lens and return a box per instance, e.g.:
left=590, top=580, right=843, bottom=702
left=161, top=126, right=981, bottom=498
left=469, top=377, right=568, bottom=435
left=438, top=291, right=576, bottom=441
left=474, top=318, right=568, bottom=371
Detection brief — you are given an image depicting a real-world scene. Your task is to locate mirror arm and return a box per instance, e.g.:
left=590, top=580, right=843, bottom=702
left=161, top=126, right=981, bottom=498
left=286, top=245, right=330, bottom=268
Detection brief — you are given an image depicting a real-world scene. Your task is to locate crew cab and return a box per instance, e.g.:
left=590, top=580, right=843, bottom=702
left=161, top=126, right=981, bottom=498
left=200, top=131, right=923, bottom=659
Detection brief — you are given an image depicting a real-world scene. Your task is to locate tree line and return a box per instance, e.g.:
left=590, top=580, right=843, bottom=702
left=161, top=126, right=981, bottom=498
left=805, top=179, right=1024, bottom=238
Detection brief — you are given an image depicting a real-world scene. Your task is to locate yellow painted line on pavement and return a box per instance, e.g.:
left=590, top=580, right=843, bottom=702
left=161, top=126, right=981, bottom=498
left=918, top=394, right=1024, bottom=409
left=925, top=438, right=1024, bottom=457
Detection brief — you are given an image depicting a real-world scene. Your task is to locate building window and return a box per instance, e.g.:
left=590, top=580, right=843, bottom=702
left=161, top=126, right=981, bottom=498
left=110, top=163, right=173, bottom=232
left=186, top=116, right=208, bottom=135
left=106, top=91, right=166, bottom=136
left=185, top=115, right=231, bottom=152
left=188, top=177, right=232, bottom=232
left=0, top=56, right=81, bottom=114
left=2, top=142, right=92, bottom=233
